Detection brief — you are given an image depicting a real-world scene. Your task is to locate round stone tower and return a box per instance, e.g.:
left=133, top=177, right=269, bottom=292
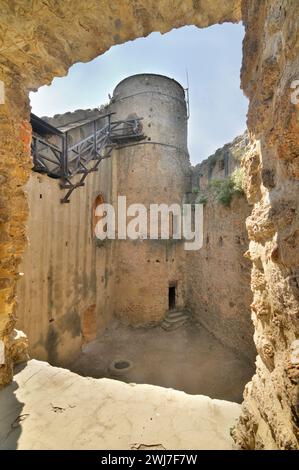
left=109, top=74, right=190, bottom=326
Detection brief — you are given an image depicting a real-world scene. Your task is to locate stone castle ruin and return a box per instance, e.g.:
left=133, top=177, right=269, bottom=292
left=0, top=0, right=298, bottom=451
left=16, top=74, right=254, bottom=375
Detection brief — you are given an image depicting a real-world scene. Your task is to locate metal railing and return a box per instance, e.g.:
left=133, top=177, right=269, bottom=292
left=31, top=113, right=144, bottom=203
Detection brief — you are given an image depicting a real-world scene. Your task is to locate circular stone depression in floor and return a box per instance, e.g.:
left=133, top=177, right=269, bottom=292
left=108, top=359, right=133, bottom=377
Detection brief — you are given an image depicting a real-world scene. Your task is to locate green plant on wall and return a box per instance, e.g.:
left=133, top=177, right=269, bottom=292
left=231, top=167, right=245, bottom=193
left=209, top=168, right=245, bottom=207
left=195, top=194, right=208, bottom=205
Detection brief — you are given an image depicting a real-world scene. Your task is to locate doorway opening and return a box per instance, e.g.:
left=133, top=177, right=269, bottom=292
left=169, top=285, right=176, bottom=310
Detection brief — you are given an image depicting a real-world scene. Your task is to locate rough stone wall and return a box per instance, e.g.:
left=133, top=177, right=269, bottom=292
left=42, top=108, right=108, bottom=129
left=108, top=75, right=190, bottom=325
left=111, top=146, right=189, bottom=325
left=186, top=196, right=254, bottom=361
left=193, top=132, right=249, bottom=190
left=187, top=136, right=255, bottom=362
left=0, top=1, right=242, bottom=90
left=16, top=111, right=114, bottom=366
left=0, top=73, right=32, bottom=386
left=233, top=0, right=299, bottom=450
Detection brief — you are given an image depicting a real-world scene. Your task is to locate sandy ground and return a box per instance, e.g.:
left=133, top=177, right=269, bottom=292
left=71, top=320, right=255, bottom=403
left=0, top=359, right=240, bottom=450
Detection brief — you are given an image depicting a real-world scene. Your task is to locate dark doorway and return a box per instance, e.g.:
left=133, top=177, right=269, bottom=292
left=169, top=285, right=176, bottom=310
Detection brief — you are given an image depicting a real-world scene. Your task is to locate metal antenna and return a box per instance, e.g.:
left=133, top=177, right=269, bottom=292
left=185, top=68, right=190, bottom=89
left=185, top=69, right=190, bottom=120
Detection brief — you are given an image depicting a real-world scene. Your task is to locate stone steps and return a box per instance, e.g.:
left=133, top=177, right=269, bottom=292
left=161, top=309, right=192, bottom=331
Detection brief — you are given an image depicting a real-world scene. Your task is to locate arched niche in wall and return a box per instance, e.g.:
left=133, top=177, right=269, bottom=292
left=92, top=193, right=105, bottom=238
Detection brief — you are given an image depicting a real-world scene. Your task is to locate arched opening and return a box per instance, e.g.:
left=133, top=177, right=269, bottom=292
left=92, top=193, right=105, bottom=234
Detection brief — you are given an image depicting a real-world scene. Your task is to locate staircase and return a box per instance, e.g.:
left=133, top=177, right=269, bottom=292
left=30, top=112, right=145, bottom=203
left=161, top=309, right=192, bottom=331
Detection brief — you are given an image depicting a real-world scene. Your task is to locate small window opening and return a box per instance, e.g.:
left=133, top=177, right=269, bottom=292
left=219, top=159, right=225, bottom=171
left=169, top=285, right=176, bottom=310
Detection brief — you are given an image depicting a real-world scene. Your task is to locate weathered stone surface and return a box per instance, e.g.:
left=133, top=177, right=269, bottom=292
left=0, top=70, right=31, bottom=387
left=16, top=162, right=113, bottom=366
left=188, top=135, right=255, bottom=362
left=10, top=329, right=29, bottom=365
left=0, top=359, right=241, bottom=450
left=233, top=0, right=299, bottom=449
left=192, top=131, right=250, bottom=190
left=0, top=1, right=241, bottom=90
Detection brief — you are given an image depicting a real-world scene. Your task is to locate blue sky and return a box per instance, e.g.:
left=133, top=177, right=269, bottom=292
left=30, top=24, right=248, bottom=164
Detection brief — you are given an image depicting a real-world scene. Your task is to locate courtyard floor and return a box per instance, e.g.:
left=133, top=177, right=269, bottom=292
left=70, top=319, right=255, bottom=403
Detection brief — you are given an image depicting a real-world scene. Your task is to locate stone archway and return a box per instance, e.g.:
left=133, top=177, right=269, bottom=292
left=0, top=0, right=298, bottom=449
